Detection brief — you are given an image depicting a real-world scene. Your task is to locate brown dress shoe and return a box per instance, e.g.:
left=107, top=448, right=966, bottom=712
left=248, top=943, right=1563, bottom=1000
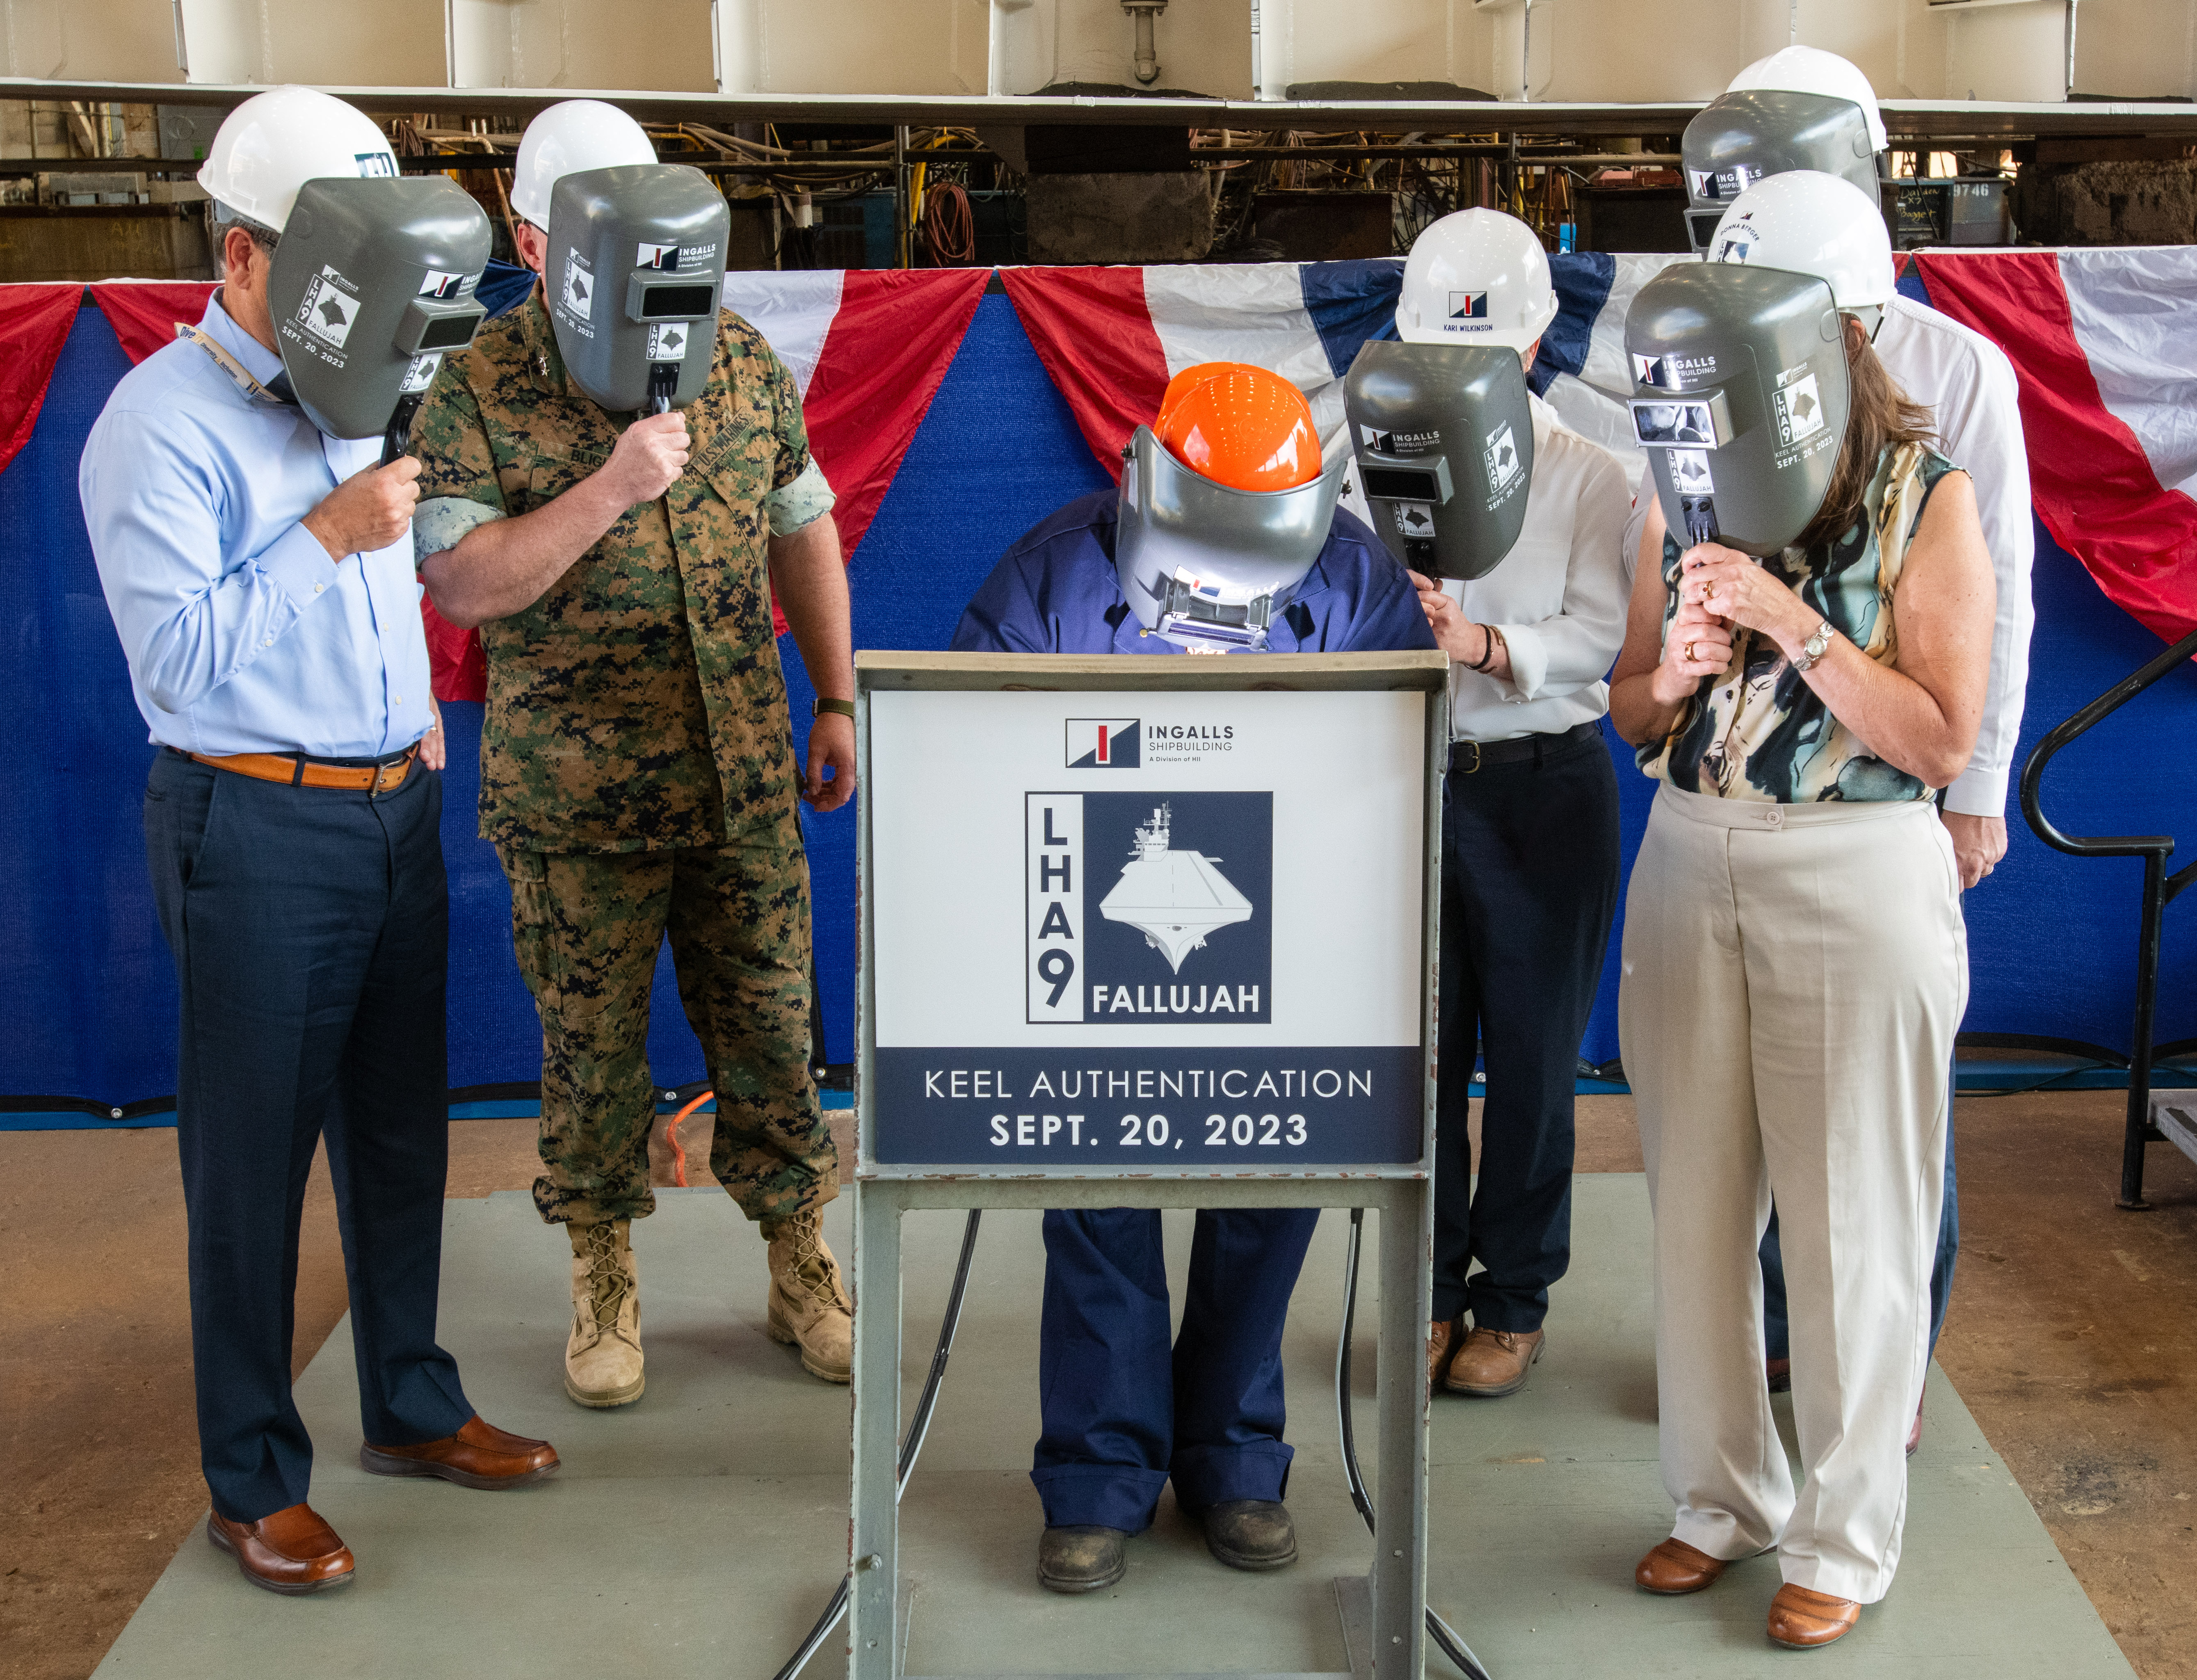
left=1768, top=1583, right=1861, bottom=1648
left=359, top=1414, right=560, bottom=1490
left=1444, top=1326, right=1545, bottom=1397
left=1634, top=1536, right=1728, bottom=1595
left=1427, top=1318, right=1461, bottom=1392
left=206, top=1504, right=354, bottom=1595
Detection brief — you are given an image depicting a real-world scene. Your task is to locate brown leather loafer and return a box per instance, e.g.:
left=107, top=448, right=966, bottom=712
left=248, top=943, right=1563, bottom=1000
left=359, top=1414, right=560, bottom=1490
left=1427, top=1318, right=1461, bottom=1392
left=1445, top=1326, right=1545, bottom=1397
left=206, top=1504, right=354, bottom=1595
left=1634, top=1536, right=1728, bottom=1595
left=1767, top=1583, right=1861, bottom=1648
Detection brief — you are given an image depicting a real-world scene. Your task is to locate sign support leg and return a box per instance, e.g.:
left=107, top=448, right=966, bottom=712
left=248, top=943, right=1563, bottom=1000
left=1372, top=1185, right=1432, bottom=1679
left=850, top=1184, right=904, bottom=1680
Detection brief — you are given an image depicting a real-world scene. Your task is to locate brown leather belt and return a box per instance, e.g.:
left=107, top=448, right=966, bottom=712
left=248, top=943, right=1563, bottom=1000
left=185, top=745, right=418, bottom=795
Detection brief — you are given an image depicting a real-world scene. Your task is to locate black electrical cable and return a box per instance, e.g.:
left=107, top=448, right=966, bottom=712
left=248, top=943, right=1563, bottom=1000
left=771, top=1209, right=983, bottom=1680
left=1336, top=1208, right=1496, bottom=1680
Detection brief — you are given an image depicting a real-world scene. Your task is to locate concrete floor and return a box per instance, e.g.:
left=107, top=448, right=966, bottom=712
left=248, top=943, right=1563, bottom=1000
left=2, top=1095, right=2192, bottom=1679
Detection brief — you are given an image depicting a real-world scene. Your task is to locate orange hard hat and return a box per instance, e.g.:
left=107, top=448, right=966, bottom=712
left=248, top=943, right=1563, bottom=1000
left=1152, top=363, right=1322, bottom=494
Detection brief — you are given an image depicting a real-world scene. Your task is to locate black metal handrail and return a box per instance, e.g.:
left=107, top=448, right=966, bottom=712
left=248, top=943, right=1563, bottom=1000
left=2018, top=623, right=2197, bottom=1208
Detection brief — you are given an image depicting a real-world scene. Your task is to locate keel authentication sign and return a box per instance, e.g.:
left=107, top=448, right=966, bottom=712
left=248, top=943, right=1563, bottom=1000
left=864, top=684, right=1430, bottom=1168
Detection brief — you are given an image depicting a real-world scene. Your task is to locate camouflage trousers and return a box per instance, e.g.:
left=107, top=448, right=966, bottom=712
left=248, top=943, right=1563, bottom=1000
left=498, top=833, right=838, bottom=1229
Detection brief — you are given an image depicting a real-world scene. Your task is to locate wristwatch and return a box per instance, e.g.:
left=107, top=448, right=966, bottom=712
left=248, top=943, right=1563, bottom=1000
left=813, top=697, right=856, bottom=720
left=1792, top=619, right=1836, bottom=673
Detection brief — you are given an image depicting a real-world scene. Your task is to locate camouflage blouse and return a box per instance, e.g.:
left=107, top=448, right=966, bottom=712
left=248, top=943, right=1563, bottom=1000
left=1641, top=442, right=1960, bottom=805
left=411, top=291, right=810, bottom=852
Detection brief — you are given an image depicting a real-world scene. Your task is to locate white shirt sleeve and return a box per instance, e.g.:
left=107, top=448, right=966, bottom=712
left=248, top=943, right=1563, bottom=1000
left=1495, top=446, right=1634, bottom=703
left=1930, top=339, right=2035, bottom=818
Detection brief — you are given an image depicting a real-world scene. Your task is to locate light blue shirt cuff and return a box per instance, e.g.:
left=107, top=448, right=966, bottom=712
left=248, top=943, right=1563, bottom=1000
left=255, top=521, right=342, bottom=609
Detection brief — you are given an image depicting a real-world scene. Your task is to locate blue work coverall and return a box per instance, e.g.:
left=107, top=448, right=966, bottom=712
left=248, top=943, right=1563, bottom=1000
left=952, top=487, right=1437, bottom=1532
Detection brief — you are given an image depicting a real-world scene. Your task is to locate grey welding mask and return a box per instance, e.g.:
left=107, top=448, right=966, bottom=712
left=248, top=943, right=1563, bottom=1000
left=1681, top=90, right=1884, bottom=256
left=1341, top=340, right=1534, bottom=581
left=546, top=163, right=728, bottom=414
left=1624, top=262, right=1850, bottom=557
left=1112, top=427, right=1346, bottom=653
left=266, top=176, right=492, bottom=444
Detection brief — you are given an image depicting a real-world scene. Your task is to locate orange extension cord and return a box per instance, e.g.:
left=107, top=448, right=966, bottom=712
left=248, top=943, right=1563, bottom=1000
left=664, top=1090, right=713, bottom=1187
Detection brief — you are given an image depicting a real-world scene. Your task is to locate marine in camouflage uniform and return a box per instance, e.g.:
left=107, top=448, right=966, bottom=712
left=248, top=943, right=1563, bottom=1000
left=409, top=284, right=853, bottom=1400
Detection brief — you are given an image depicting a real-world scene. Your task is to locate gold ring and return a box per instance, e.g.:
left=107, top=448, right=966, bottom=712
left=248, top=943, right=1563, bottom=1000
left=1704, top=580, right=1717, bottom=601
left=1684, top=640, right=1698, bottom=662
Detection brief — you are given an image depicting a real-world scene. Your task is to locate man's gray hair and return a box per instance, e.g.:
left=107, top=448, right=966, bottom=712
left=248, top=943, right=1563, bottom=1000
left=208, top=199, right=281, bottom=255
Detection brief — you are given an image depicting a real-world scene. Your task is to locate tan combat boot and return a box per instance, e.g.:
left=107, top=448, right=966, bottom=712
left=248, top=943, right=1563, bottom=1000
left=764, top=1207, right=853, bottom=1383
left=565, top=1219, right=644, bottom=1408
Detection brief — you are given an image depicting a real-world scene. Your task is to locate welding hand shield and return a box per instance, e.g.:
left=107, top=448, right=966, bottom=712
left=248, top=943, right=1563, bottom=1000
left=1341, top=340, right=1534, bottom=581
left=1681, top=90, right=1883, bottom=255
left=1112, top=425, right=1346, bottom=653
left=1623, top=262, right=1850, bottom=556
left=266, top=176, right=492, bottom=445
left=546, top=163, right=728, bottom=414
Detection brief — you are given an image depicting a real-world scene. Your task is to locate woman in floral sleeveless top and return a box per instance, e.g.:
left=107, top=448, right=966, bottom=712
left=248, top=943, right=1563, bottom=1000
left=1605, top=247, right=1996, bottom=1646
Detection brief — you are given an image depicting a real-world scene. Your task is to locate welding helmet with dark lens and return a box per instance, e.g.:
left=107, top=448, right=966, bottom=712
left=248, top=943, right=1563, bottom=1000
left=1113, top=364, right=1345, bottom=653
left=1623, top=172, right=1893, bottom=555
left=266, top=176, right=493, bottom=446
left=546, top=163, right=728, bottom=415
left=1343, top=340, right=1534, bottom=581
left=1684, top=46, right=1888, bottom=255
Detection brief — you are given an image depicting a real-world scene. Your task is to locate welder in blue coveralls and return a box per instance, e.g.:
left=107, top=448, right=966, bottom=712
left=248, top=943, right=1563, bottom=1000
left=952, top=362, right=1437, bottom=1594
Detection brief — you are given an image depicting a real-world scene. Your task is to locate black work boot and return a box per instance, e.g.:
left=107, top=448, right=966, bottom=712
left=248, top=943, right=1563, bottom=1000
left=1038, top=1525, right=1128, bottom=1593
left=1201, top=1500, right=1298, bottom=1571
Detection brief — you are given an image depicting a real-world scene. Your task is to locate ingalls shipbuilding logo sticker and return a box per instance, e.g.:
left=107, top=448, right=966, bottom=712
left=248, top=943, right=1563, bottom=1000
left=1027, top=793, right=1272, bottom=1024
left=1066, top=718, right=1140, bottom=768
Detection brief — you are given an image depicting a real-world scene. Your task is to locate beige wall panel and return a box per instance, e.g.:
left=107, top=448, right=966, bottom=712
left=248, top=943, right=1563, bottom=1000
left=746, top=0, right=988, bottom=94
left=2072, top=0, right=2197, bottom=98
left=1263, top=0, right=1468, bottom=92
left=1722, top=0, right=1952, bottom=101
left=1941, top=1, right=2066, bottom=101
left=1476, top=0, right=1775, bottom=103
left=450, top=0, right=715, bottom=91
left=2, top=0, right=183, bottom=81
left=1039, top=0, right=1253, bottom=96
left=180, top=0, right=443, bottom=85
left=989, top=0, right=1055, bottom=94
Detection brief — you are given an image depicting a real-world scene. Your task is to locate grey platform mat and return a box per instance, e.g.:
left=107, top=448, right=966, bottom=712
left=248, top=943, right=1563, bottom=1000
left=92, top=1178, right=2133, bottom=1679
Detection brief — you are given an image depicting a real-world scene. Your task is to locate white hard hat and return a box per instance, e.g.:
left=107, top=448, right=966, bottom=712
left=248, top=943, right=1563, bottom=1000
left=196, top=86, right=397, bottom=232
left=1708, top=171, right=1896, bottom=313
left=510, top=99, right=658, bottom=228
left=1395, top=208, right=1559, bottom=351
left=1727, top=46, right=1889, bottom=155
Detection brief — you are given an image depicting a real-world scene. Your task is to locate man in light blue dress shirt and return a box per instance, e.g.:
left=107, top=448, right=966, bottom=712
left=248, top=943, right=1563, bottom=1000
left=80, top=86, right=558, bottom=1598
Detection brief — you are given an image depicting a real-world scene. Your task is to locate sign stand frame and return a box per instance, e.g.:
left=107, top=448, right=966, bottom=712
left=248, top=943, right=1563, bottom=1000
left=850, top=651, right=1450, bottom=1680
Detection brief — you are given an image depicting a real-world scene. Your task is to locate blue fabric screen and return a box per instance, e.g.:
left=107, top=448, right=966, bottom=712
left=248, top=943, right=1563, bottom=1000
left=6, top=290, right=2195, bottom=1121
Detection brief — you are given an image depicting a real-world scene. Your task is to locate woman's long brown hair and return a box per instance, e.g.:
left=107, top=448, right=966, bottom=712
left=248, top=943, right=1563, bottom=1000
left=1795, top=315, right=1937, bottom=552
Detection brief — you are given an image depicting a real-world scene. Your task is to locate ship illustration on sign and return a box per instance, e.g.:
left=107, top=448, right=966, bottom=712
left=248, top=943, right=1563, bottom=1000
left=1098, top=803, right=1253, bottom=972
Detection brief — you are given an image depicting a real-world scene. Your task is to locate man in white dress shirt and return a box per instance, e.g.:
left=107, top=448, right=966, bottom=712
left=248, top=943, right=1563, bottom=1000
left=1403, top=210, right=1635, bottom=1400
left=1695, top=50, right=2037, bottom=1433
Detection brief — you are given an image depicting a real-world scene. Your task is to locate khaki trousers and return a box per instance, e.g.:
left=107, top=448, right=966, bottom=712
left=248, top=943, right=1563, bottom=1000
left=1618, top=784, right=1965, bottom=1604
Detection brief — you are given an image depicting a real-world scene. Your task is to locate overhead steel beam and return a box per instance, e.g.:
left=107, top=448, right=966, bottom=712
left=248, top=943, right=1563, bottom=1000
left=3, top=78, right=2194, bottom=140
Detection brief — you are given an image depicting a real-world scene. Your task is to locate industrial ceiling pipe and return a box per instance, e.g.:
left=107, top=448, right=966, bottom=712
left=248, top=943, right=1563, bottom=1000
left=1124, top=0, right=1167, bottom=86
